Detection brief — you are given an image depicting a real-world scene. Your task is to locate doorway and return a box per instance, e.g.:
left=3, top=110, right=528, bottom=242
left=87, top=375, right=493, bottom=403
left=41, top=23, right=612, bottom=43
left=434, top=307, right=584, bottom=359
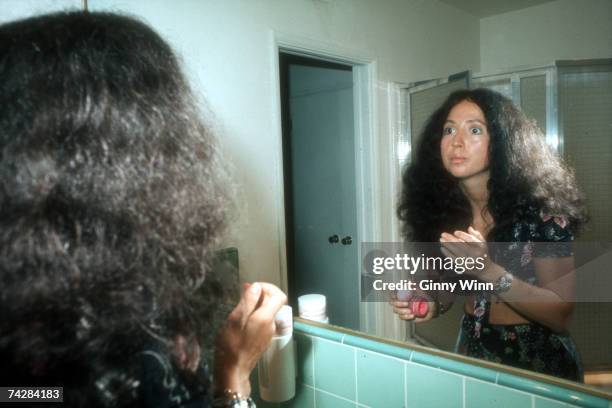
left=279, top=52, right=360, bottom=330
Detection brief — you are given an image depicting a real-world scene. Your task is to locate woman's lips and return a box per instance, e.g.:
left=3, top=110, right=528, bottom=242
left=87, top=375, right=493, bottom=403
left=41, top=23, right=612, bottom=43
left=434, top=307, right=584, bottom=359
left=450, top=156, right=467, bottom=164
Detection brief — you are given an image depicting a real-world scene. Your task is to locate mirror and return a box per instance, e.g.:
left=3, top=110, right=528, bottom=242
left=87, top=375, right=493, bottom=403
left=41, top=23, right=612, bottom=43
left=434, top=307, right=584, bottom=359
left=5, top=0, right=610, bottom=398
left=273, top=0, right=612, bottom=396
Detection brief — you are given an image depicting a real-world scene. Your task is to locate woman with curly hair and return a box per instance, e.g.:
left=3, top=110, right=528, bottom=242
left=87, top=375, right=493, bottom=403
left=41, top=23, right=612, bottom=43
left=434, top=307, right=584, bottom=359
left=391, top=88, right=587, bottom=381
left=0, top=11, right=285, bottom=407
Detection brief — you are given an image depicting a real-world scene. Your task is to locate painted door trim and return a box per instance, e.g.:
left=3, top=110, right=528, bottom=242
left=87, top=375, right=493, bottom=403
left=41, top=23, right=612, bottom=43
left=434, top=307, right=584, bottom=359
left=269, top=30, right=379, bottom=332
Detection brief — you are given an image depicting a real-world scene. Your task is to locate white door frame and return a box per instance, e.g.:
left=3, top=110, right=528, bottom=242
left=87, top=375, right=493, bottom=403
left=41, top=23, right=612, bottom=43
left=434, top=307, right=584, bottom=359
left=269, top=31, right=379, bottom=332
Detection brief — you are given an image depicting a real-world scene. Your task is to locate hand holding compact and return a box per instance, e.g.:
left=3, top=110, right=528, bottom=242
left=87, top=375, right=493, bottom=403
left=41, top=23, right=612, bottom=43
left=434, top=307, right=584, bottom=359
left=389, top=291, right=437, bottom=322
left=214, top=282, right=287, bottom=397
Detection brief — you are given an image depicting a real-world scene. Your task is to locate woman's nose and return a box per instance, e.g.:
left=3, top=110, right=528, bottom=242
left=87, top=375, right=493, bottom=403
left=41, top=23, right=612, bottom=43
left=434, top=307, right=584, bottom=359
left=452, top=130, right=465, bottom=147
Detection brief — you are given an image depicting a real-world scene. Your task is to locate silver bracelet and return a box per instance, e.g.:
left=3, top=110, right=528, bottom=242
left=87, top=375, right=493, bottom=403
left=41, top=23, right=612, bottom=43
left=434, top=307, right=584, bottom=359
left=212, top=390, right=256, bottom=408
left=493, top=271, right=514, bottom=294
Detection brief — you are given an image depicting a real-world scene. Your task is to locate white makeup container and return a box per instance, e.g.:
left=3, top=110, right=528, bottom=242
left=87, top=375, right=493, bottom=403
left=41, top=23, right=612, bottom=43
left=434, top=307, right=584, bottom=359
left=258, top=305, right=296, bottom=402
left=297, top=294, right=328, bottom=323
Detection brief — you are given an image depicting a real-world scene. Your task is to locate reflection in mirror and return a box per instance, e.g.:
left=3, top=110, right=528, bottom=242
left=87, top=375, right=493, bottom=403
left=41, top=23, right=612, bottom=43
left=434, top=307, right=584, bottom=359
left=395, top=59, right=612, bottom=391
left=397, top=84, right=590, bottom=383
left=285, top=0, right=611, bottom=395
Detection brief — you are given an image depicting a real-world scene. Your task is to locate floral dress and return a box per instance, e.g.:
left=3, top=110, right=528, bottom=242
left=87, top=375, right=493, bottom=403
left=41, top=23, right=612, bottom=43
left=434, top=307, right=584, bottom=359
left=455, top=207, right=583, bottom=382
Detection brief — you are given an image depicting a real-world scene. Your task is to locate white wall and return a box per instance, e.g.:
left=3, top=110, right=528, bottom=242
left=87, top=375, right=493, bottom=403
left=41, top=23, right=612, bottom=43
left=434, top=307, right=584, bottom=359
left=1, top=0, right=481, bottom=288
left=1, top=0, right=81, bottom=22
left=480, top=0, right=612, bottom=73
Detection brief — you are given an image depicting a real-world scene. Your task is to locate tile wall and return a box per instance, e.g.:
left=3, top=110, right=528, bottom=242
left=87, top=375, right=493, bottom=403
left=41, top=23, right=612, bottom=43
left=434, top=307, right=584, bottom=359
left=251, top=321, right=611, bottom=408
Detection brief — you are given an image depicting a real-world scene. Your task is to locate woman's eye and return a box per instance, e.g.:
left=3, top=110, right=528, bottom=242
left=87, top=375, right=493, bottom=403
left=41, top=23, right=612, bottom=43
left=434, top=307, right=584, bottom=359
left=470, top=127, right=483, bottom=135
left=443, top=127, right=455, bottom=135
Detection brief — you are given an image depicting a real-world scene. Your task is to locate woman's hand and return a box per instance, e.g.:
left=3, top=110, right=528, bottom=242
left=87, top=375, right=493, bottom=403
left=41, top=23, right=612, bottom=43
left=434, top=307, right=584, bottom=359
left=440, top=227, right=575, bottom=332
left=439, top=226, right=502, bottom=281
left=214, top=282, right=287, bottom=397
left=389, top=292, right=437, bottom=322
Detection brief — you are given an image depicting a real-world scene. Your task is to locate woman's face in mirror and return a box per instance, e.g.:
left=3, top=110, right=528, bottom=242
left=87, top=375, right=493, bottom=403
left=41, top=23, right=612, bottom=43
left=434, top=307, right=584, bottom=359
left=440, top=100, right=490, bottom=180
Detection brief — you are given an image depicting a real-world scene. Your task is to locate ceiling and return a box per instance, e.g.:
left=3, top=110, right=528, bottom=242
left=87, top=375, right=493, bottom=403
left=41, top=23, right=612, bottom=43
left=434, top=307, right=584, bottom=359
left=438, top=0, right=558, bottom=17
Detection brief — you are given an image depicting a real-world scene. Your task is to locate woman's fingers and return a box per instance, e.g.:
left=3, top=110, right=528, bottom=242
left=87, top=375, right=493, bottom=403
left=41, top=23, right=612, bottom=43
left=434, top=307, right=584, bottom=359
left=391, top=297, right=429, bottom=321
left=461, top=228, right=489, bottom=258
left=440, top=239, right=464, bottom=258
left=393, top=306, right=415, bottom=320
left=441, top=229, right=488, bottom=259
left=226, top=283, right=262, bottom=327
left=454, top=230, right=480, bottom=242
left=440, top=232, right=462, bottom=242
left=227, top=281, right=286, bottom=330
left=390, top=300, right=412, bottom=315
left=440, top=231, right=468, bottom=257
left=251, top=283, right=287, bottom=321
left=389, top=300, right=410, bottom=308
left=468, top=226, right=486, bottom=240
left=259, top=282, right=288, bottom=303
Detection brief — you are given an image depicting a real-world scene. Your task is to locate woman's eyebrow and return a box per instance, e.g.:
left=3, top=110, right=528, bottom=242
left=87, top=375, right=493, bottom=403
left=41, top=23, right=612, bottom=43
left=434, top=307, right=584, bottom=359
left=466, top=119, right=487, bottom=125
left=444, top=119, right=487, bottom=125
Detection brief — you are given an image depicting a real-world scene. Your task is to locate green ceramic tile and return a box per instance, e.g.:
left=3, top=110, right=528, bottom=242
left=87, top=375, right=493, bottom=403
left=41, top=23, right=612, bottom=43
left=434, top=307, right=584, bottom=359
left=356, top=350, right=404, bottom=408
left=315, top=390, right=356, bottom=408
left=295, top=333, right=314, bottom=386
left=535, top=397, right=572, bottom=408
left=497, top=373, right=608, bottom=408
left=343, top=333, right=412, bottom=361
left=295, top=321, right=345, bottom=342
left=280, top=384, right=315, bottom=408
left=465, top=378, right=531, bottom=408
left=411, top=350, right=498, bottom=383
left=406, top=362, right=463, bottom=408
left=314, top=338, right=356, bottom=400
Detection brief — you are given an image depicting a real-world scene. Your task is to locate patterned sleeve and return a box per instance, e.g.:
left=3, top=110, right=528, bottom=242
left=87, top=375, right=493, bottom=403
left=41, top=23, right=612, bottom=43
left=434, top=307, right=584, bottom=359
left=138, top=347, right=212, bottom=408
left=533, top=212, right=574, bottom=258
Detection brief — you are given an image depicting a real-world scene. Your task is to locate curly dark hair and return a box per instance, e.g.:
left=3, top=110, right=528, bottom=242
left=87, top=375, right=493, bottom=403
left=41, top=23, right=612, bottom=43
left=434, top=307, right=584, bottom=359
left=398, top=88, right=587, bottom=242
left=0, top=11, right=230, bottom=406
